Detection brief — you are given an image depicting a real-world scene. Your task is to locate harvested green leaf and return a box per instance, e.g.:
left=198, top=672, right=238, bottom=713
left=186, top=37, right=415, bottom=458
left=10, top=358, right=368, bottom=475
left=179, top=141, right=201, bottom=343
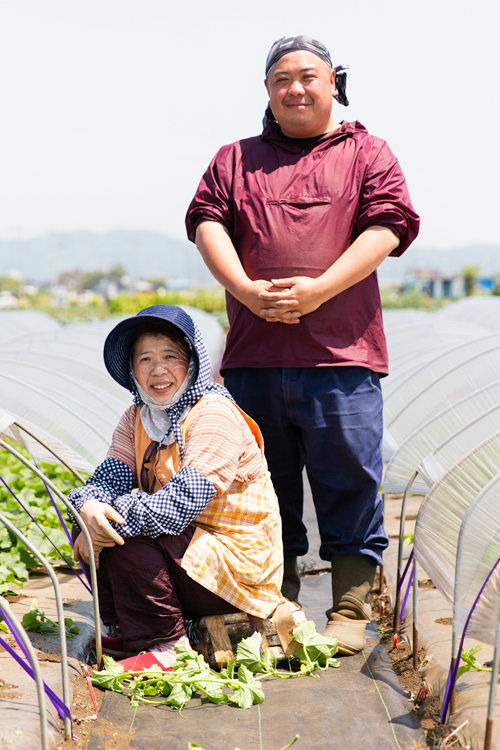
left=236, top=631, right=267, bottom=673
left=91, top=625, right=340, bottom=714
left=292, top=621, right=339, bottom=671
left=236, top=631, right=288, bottom=679
left=20, top=598, right=80, bottom=638
left=90, top=655, right=126, bottom=692
left=228, top=664, right=265, bottom=709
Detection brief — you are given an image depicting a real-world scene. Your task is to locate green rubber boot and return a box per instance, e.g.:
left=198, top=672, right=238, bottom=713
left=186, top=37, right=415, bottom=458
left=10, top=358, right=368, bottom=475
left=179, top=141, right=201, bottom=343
left=281, top=555, right=301, bottom=603
left=322, top=554, right=377, bottom=655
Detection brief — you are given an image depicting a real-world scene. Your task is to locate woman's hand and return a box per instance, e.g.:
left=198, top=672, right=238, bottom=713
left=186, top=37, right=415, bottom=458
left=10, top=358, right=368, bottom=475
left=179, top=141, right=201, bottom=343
left=73, top=500, right=125, bottom=568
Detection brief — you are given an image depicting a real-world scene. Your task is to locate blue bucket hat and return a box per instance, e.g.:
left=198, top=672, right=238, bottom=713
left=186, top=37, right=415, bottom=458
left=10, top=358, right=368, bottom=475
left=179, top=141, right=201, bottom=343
left=103, top=305, right=198, bottom=392
left=104, top=304, right=233, bottom=457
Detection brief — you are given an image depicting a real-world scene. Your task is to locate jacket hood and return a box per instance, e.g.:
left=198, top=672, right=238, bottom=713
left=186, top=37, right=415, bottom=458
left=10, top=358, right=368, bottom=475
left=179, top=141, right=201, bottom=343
left=261, top=120, right=365, bottom=153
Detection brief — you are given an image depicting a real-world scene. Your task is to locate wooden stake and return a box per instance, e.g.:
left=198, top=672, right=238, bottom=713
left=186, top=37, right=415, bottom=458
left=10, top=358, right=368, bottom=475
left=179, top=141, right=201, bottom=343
left=204, top=615, right=234, bottom=667
left=394, top=568, right=401, bottom=632
left=484, top=717, right=493, bottom=750
left=413, top=622, right=419, bottom=671
left=450, top=655, right=457, bottom=716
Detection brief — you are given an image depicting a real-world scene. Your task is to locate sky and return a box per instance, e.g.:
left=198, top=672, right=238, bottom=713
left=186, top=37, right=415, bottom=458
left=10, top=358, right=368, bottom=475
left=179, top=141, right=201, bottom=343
left=0, top=0, right=499, bottom=250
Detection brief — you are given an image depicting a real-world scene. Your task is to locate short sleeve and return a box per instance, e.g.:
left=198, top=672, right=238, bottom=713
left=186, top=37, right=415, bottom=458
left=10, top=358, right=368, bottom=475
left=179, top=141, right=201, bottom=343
left=107, top=405, right=137, bottom=474
left=185, top=144, right=237, bottom=241
left=354, top=139, right=420, bottom=257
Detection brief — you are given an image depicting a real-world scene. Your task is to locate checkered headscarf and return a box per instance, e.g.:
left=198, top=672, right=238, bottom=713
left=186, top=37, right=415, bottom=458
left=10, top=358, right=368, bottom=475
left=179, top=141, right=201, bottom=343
left=131, top=317, right=233, bottom=459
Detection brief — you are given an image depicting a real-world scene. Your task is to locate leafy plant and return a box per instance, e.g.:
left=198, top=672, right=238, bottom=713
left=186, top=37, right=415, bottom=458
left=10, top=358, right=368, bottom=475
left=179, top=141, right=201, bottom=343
left=91, top=626, right=339, bottom=711
left=0, top=444, right=86, bottom=593
left=457, top=644, right=491, bottom=677
left=17, top=598, right=80, bottom=638
left=0, top=556, right=28, bottom=595
left=107, top=288, right=226, bottom=317
left=380, top=288, right=446, bottom=311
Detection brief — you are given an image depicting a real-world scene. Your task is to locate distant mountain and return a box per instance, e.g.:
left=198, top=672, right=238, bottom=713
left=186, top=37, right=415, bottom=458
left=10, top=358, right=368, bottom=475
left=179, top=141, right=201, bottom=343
left=0, top=230, right=217, bottom=286
left=378, top=244, right=500, bottom=284
left=0, top=230, right=498, bottom=287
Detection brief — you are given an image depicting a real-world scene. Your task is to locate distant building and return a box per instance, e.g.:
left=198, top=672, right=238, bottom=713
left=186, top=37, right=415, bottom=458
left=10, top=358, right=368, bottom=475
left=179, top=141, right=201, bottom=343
left=401, top=269, right=495, bottom=299
left=0, top=291, right=19, bottom=309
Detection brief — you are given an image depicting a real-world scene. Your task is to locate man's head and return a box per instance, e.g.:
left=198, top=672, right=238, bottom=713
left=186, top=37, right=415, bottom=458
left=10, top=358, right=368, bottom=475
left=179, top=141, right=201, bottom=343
left=264, top=35, right=346, bottom=139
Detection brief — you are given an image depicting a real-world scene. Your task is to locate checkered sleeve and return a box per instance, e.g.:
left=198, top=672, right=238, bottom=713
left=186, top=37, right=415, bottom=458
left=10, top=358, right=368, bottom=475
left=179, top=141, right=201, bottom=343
left=67, top=458, right=135, bottom=524
left=112, top=466, right=216, bottom=537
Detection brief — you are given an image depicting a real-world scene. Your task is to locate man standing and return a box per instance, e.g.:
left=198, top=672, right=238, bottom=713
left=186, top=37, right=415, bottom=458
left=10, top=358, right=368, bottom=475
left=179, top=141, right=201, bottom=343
left=186, top=35, right=419, bottom=654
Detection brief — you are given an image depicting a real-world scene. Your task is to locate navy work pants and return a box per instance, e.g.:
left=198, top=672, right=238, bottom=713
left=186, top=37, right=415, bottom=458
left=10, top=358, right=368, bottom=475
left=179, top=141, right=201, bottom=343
left=74, top=525, right=238, bottom=651
left=224, top=366, right=388, bottom=566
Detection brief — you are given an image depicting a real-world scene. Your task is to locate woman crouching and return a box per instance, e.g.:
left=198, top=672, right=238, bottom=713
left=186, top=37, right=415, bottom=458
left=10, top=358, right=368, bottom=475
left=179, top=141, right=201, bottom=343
left=68, top=305, right=292, bottom=667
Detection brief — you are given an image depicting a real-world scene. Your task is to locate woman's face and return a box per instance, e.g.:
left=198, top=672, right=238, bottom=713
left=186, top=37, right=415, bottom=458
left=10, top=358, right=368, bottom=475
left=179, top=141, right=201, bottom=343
left=132, top=332, right=189, bottom=403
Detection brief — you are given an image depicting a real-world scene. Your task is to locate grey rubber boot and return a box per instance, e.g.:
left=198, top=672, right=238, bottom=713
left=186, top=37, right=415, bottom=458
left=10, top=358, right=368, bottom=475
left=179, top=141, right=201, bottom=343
left=281, top=555, right=301, bottom=603
left=322, top=554, right=377, bottom=654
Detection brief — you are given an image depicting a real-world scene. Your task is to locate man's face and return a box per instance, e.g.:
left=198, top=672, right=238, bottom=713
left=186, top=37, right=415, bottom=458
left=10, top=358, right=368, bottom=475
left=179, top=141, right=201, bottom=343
left=265, top=51, right=337, bottom=138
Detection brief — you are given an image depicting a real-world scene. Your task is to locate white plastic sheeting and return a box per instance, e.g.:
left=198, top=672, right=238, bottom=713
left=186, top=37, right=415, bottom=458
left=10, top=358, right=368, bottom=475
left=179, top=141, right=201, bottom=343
left=0, top=407, right=94, bottom=474
left=384, top=337, right=500, bottom=454
left=384, top=380, right=500, bottom=493
left=455, top=473, right=500, bottom=645
left=0, top=310, right=61, bottom=344
left=386, top=299, right=500, bottom=663
left=437, top=296, right=500, bottom=331
left=0, top=372, right=116, bottom=467
left=0, top=307, right=225, bottom=469
left=418, top=405, right=500, bottom=488
left=0, top=350, right=128, bottom=401
left=414, top=433, right=500, bottom=611
left=384, top=333, right=500, bottom=428
left=382, top=311, right=492, bottom=459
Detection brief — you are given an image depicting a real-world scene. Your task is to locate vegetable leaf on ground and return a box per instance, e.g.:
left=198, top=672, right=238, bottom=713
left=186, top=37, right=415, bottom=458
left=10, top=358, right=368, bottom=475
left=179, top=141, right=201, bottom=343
left=91, top=624, right=340, bottom=713
left=18, top=598, right=80, bottom=638
left=292, top=621, right=340, bottom=670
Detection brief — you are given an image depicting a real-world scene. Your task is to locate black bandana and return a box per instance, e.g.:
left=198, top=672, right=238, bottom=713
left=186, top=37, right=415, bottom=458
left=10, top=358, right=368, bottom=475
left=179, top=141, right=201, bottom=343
left=265, top=35, right=332, bottom=77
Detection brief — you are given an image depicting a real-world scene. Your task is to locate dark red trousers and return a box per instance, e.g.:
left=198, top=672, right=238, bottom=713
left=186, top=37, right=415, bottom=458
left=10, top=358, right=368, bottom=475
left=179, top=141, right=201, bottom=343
left=75, top=525, right=238, bottom=652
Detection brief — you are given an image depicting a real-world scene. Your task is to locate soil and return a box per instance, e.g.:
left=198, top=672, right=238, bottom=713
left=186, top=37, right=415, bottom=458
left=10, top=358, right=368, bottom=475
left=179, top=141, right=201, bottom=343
left=418, top=579, right=437, bottom=589
left=371, top=581, right=464, bottom=749
left=0, top=678, right=22, bottom=701
left=3, top=584, right=465, bottom=749
left=53, top=665, right=106, bottom=750
left=3, top=593, right=29, bottom=603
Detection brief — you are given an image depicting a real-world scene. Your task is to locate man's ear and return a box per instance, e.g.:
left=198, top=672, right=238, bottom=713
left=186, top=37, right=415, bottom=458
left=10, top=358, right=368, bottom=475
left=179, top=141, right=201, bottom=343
left=264, top=78, right=270, bottom=96
left=330, top=69, right=337, bottom=98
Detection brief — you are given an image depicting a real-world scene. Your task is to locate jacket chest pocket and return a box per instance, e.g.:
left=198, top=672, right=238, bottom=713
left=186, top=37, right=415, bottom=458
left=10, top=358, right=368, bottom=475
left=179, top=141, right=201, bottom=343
left=266, top=196, right=332, bottom=209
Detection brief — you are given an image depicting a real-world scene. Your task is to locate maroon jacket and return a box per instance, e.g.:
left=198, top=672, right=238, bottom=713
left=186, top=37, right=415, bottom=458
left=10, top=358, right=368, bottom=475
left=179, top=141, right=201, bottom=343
left=186, top=121, right=419, bottom=375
